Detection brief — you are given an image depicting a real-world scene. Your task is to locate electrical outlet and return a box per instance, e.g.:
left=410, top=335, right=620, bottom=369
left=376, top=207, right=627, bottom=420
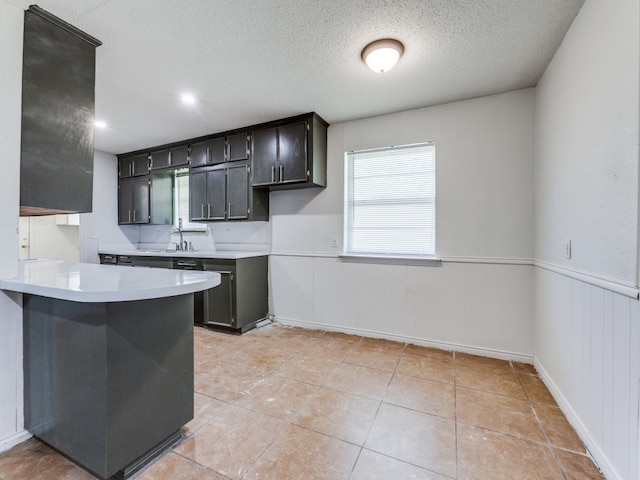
left=564, top=239, right=572, bottom=259
left=331, top=235, right=338, bottom=248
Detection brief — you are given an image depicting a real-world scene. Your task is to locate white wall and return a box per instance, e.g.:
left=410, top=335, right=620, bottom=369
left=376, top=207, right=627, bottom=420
left=80, top=150, right=139, bottom=263
left=271, top=89, right=536, bottom=358
left=0, top=0, right=29, bottom=452
left=533, top=0, right=640, bottom=478
left=22, top=216, right=80, bottom=262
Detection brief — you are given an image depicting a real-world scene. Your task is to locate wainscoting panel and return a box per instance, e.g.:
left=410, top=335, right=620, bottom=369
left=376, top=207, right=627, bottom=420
left=534, top=267, right=639, bottom=480
left=270, top=254, right=534, bottom=359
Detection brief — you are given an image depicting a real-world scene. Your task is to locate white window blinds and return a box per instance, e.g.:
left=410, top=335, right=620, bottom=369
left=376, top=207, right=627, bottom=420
left=344, top=143, right=436, bottom=257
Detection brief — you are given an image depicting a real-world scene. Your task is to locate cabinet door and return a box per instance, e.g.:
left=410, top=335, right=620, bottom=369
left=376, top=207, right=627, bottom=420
left=278, top=121, right=308, bottom=184
left=209, top=137, right=226, bottom=165
left=202, top=270, right=234, bottom=327
left=189, top=170, right=208, bottom=221
left=118, top=181, right=133, bottom=224
left=251, top=127, right=277, bottom=186
left=227, top=133, right=249, bottom=162
left=118, top=158, right=132, bottom=179
left=189, top=141, right=209, bottom=167
left=149, top=149, right=170, bottom=170
left=169, top=145, right=189, bottom=167
left=131, top=154, right=150, bottom=176
left=206, top=169, right=226, bottom=220
left=132, top=178, right=150, bottom=224
left=227, top=164, right=249, bottom=219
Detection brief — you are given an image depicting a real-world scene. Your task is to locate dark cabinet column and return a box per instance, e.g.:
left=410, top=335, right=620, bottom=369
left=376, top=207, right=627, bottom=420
left=20, top=6, right=101, bottom=215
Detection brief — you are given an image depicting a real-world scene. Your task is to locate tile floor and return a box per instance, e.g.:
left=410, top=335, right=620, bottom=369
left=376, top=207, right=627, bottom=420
left=0, top=323, right=604, bottom=480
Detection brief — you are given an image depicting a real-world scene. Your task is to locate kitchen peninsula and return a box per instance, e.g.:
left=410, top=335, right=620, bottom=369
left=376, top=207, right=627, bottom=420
left=0, top=261, right=220, bottom=479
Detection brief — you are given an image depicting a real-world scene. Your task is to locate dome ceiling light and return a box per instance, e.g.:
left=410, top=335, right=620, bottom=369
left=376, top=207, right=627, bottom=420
left=361, top=38, right=404, bottom=73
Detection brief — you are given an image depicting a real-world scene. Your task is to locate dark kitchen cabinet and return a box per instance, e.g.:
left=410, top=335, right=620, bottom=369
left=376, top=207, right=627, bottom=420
left=20, top=6, right=101, bottom=216
left=251, top=112, right=327, bottom=189
left=189, top=162, right=268, bottom=222
left=150, top=145, right=189, bottom=170
left=118, top=177, right=150, bottom=224
left=190, top=137, right=226, bottom=167
left=199, top=256, right=268, bottom=332
left=119, top=154, right=150, bottom=178
left=227, top=133, right=250, bottom=162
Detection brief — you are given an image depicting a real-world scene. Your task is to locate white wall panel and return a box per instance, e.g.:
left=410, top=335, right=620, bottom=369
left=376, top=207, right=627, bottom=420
left=534, top=268, right=639, bottom=480
left=0, top=0, right=29, bottom=452
left=274, top=255, right=534, bottom=359
left=534, top=0, right=639, bottom=283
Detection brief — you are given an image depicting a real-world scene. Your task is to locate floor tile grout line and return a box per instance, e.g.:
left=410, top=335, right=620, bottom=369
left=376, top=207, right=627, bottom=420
left=516, top=372, right=569, bottom=480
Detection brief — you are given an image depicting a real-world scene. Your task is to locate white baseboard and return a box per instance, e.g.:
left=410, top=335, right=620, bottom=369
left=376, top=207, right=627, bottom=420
left=0, top=429, right=32, bottom=454
left=534, top=359, right=620, bottom=480
left=274, top=316, right=534, bottom=364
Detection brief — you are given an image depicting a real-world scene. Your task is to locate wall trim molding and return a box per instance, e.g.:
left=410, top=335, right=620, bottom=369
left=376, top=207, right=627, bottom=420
left=0, top=430, right=32, bottom=454
left=534, top=359, right=620, bottom=480
left=534, top=260, right=639, bottom=299
left=270, top=251, right=534, bottom=266
left=274, top=316, right=534, bottom=363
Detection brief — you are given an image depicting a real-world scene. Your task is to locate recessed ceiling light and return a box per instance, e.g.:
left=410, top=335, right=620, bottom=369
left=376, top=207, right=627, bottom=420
left=361, top=38, right=404, bottom=73
left=181, top=93, right=197, bottom=105
left=94, top=120, right=108, bottom=129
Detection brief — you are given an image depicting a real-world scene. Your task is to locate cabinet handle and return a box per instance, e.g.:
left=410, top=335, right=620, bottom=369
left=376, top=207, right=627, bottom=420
left=206, top=146, right=210, bottom=164
left=128, top=210, right=132, bottom=223
left=168, top=150, right=172, bottom=166
left=227, top=202, right=231, bottom=218
left=133, top=210, right=137, bottom=223
left=129, top=163, right=133, bottom=176
left=207, top=204, right=211, bottom=218
left=201, top=204, right=204, bottom=219
left=271, top=165, right=275, bottom=183
left=280, top=164, right=284, bottom=183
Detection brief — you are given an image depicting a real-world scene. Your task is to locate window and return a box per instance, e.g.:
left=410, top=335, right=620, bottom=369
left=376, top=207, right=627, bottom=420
left=173, top=168, right=206, bottom=232
left=344, top=142, right=436, bottom=257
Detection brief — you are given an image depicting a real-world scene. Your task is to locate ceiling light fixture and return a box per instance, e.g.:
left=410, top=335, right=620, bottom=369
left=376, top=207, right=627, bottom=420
left=181, top=93, right=197, bottom=105
left=94, top=120, right=107, bottom=129
left=361, top=38, right=404, bottom=73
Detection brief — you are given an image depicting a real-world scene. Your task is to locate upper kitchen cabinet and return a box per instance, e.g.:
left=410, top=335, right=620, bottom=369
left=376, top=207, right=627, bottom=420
left=20, top=6, right=101, bottom=216
left=118, top=153, right=149, bottom=178
left=118, top=177, right=150, bottom=225
left=227, top=133, right=250, bottom=162
left=189, top=162, right=268, bottom=222
left=190, top=133, right=249, bottom=167
left=251, top=112, right=328, bottom=190
left=150, top=144, right=189, bottom=170
left=190, top=137, right=226, bottom=167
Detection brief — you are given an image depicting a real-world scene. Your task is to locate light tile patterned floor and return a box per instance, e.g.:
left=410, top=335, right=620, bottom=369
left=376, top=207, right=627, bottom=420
left=0, top=323, right=604, bottom=480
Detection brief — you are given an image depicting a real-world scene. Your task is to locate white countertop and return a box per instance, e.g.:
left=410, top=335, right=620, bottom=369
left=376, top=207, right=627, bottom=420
left=98, top=247, right=267, bottom=260
left=0, top=260, right=220, bottom=303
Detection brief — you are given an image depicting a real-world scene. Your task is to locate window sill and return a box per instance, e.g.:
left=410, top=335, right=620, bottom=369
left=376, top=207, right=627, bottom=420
left=338, top=254, right=442, bottom=267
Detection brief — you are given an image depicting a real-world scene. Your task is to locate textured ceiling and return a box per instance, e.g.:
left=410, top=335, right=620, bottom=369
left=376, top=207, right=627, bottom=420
left=9, top=0, right=585, bottom=154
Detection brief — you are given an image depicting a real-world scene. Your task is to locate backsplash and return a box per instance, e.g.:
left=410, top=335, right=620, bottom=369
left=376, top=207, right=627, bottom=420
left=137, top=222, right=270, bottom=252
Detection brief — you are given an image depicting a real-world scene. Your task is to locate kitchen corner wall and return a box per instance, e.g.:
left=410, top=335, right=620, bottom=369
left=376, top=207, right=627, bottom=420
left=80, top=150, right=139, bottom=264
left=0, top=0, right=29, bottom=452
left=270, top=88, right=536, bottom=358
left=533, top=0, right=639, bottom=479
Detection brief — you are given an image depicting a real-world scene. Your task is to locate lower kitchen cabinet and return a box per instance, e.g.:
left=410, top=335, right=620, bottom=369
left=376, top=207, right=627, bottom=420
left=199, top=256, right=268, bottom=332
left=99, top=253, right=269, bottom=333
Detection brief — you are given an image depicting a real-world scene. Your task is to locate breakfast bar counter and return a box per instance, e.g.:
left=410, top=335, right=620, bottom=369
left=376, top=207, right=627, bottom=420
left=1, top=261, right=220, bottom=479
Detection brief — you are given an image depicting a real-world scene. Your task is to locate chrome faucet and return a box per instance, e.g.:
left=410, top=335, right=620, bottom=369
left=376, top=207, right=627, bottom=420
left=177, top=218, right=185, bottom=251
